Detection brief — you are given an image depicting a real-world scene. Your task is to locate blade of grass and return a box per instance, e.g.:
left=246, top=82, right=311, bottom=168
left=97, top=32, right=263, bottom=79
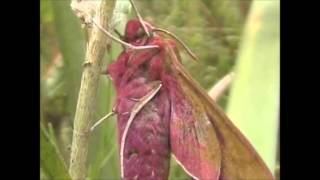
left=226, top=0, right=280, bottom=172
left=40, top=123, right=71, bottom=180
left=51, top=0, right=85, bottom=116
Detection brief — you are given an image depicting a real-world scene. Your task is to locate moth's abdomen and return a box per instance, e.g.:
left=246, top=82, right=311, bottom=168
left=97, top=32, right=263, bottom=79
left=110, top=67, right=171, bottom=180
left=116, top=82, right=171, bottom=180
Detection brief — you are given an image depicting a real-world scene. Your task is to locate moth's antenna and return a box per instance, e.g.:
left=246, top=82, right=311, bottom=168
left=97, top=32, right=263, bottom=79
left=152, top=28, right=198, bottom=61
left=91, top=19, right=158, bottom=50
left=129, top=0, right=151, bottom=38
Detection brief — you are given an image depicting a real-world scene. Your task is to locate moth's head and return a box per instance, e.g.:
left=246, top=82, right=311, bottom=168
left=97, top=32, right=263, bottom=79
left=124, top=19, right=153, bottom=43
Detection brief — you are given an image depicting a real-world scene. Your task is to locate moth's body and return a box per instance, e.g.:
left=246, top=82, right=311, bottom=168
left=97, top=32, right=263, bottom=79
left=108, top=35, right=172, bottom=179
left=107, top=19, right=274, bottom=180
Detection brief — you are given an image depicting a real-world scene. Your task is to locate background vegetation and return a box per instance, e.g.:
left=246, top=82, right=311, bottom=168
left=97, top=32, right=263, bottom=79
left=40, top=0, right=279, bottom=179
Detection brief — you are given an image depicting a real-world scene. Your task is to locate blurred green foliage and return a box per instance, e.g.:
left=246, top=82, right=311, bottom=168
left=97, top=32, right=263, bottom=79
left=41, top=123, right=71, bottom=180
left=40, top=0, right=279, bottom=179
left=227, top=0, right=280, bottom=174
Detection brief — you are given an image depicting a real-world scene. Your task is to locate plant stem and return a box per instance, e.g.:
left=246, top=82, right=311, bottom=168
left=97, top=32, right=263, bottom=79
left=68, top=0, right=116, bottom=179
left=208, top=72, right=234, bottom=102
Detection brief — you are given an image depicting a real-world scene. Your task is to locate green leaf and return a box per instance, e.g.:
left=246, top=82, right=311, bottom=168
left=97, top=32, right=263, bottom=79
left=168, top=156, right=189, bottom=180
left=51, top=0, right=85, bottom=116
left=40, top=0, right=54, bottom=24
left=40, top=123, right=71, bottom=180
left=226, top=0, right=279, bottom=172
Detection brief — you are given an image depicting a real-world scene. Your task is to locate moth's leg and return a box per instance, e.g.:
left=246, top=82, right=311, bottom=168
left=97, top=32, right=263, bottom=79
left=128, top=0, right=151, bottom=38
left=90, top=111, right=116, bottom=132
left=208, top=72, right=235, bottom=101
left=120, top=81, right=162, bottom=178
left=90, top=72, right=115, bottom=132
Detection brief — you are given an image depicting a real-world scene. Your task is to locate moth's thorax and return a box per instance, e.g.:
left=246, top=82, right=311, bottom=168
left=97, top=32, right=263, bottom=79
left=107, top=36, right=169, bottom=92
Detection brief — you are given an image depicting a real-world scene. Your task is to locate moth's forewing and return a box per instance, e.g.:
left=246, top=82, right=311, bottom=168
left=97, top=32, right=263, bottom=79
left=162, top=41, right=221, bottom=180
left=165, top=41, right=274, bottom=180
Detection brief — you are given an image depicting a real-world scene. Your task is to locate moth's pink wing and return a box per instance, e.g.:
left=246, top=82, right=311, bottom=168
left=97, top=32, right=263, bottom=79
left=166, top=74, right=222, bottom=180
left=160, top=41, right=221, bottom=180
left=165, top=41, right=274, bottom=180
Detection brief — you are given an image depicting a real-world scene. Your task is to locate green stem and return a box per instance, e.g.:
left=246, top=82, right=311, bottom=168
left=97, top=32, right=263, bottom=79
left=68, top=0, right=116, bottom=179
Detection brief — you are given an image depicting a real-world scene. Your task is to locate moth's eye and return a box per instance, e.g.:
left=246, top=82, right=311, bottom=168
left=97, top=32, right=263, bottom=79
left=135, top=28, right=145, bottom=39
